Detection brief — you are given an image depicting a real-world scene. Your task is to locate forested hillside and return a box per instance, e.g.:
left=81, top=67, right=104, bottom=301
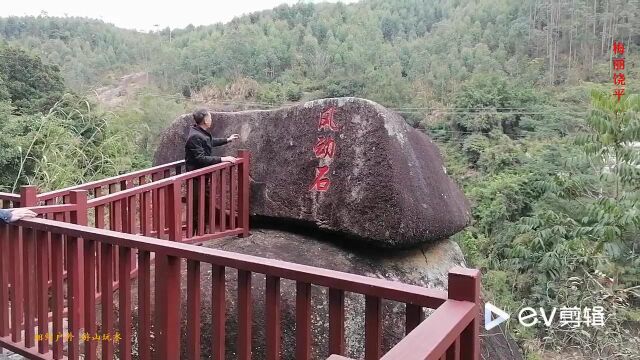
left=2, top=0, right=638, bottom=102
left=0, top=0, right=638, bottom=358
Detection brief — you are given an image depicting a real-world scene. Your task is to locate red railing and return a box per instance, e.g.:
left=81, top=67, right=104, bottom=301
left=0, top=151, right=251, bottom=348
left=0, top=192, right=20, bottom=209
left=1, top=149, right=480, bottom=359
left=36, top=160, right=186, bottom=205
left=84, top=149, right=250, bottom=243
left=0, top=216, right=480, bottom=360
left=26, top=150, right=249, bottom=244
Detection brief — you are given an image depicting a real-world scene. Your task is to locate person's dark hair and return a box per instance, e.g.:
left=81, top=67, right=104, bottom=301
left=193, top=109, right=210, bottom=125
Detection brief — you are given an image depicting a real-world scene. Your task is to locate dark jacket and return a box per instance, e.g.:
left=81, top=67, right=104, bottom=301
left=0, top=209, right=11, bottom=223
left=185, top=125, right=229, bottom=171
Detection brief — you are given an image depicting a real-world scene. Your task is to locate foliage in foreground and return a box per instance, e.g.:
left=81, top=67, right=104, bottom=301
left=0, top=45, right=149, bottom=193
left=451, top=89, right=639, bottom=358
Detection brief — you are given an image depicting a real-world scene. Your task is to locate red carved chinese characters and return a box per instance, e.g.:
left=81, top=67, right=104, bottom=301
left=309, top=165, right=331, bottom=191
left=313, top=136, right=336, bottom=159
left=310, top=107, right=340, bottom=192
left=318, top=107, right=340, bottom=131
left=612, top=41, right=626, bottom=102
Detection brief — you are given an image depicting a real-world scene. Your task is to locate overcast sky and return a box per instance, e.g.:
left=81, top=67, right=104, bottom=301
left=0, top=0, right=359, bottom=32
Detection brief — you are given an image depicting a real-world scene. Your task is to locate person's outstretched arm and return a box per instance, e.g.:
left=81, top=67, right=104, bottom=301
left=212, top=134, right=240, bottom=147
left=211, top=138, right=229, bottom=147
left=0, top=208, right=37, bottom=223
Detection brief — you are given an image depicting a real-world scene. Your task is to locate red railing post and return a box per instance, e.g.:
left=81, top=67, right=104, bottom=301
left=448, top=267, right=481, bottom=360
left=186, top=260, right=201, bottom=360
left=168, top=180, right=183, bottom=242
left=100, top=241, right=114, bottom=360
left=237, top=150, right=251, bottom=238
left=296, top=282, right=311, bottom=360
left=154, top=260, right=166, bottom=356
left=19, top=186, right=38, bottom=208
left=0, top=222, right=9, bottom=338
left=137, top=250, right=152, bottom=360
left=328, top=289, right=345, bottom=356
left=120, top=180, right=129, bottom=234
left=211, top=265, right=226, bottom=360
left=84, top=229, right=98, bottom=358
left=151, top=172, right=163, bottom=238
left=19, top=187, right=36, bottom=349
left=18, top=186, right=37, bottom=345
left=8, top=223, right=22, bottom=343
left=68, top=190, right=87, bottom=359
left=266, top=276, right=281, bottom=359
left=238, top=270, right=252, bottom=360
left=364, top=295, right=382, bottom=360
left=153, top=180, right=182, bottom=360
left=160, top=254, right=181, bottom=359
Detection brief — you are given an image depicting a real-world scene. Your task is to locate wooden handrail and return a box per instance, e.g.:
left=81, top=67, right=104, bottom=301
left=0, top=192, right=20, bottom=202
left=170, top=158, right=244, bottom=182
left=86, top=176, right=172, bottom=207
left=37, top=160, right=184, bottom=202
left=28, top=204, right=77, bottom=215
left=16, top=217, right=448, bottom=308
left=327, top=300, right=478, bottom=360
left=86, top=160, right=242, bottom=207
left=380, top=300, right=476, bottom=360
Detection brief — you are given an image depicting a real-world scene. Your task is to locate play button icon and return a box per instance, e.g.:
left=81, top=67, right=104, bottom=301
left=485, top=303, right=510, bottom=330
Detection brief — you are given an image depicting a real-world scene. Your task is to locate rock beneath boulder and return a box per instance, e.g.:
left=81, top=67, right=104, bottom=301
left=120, top=232, right=524, bottom=360
left=191, top=229, right=464, bottom=359
left=154, top=97, right=470, bottom=248
left=125, top=229, right=521, bottom=359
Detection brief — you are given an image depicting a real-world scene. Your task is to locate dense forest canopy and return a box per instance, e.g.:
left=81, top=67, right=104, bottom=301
left=0, top=0, right=638, bottom=358
left=1, top=0, right=638, bottom=101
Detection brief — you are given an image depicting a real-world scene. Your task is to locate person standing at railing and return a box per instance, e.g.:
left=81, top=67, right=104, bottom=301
left=0, top=208, right=37, bottom=223
left=185, top=108, right=240, bottom=236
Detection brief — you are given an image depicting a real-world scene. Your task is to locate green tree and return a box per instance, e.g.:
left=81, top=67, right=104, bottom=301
left=578, top=90, right=640, bottom=198
left=0, top=45, right=65, bottom=114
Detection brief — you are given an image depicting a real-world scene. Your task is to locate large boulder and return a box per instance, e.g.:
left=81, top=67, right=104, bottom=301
left=154, top=98, right=470, bottom=248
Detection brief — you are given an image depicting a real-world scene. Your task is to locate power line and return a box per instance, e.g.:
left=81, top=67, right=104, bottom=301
left=95, top=91, right=578, bottom=139
left=395, top=111, right=549, bottom=115
left=97, top=91, right=589, bottom=114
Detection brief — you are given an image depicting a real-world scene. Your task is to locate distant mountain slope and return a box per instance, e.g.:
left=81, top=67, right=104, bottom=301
left=1, top=0, right=637, bottom=107
left=93, top=71, right=150, bottom=107
left=0, top=16, right=150, bottom=89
